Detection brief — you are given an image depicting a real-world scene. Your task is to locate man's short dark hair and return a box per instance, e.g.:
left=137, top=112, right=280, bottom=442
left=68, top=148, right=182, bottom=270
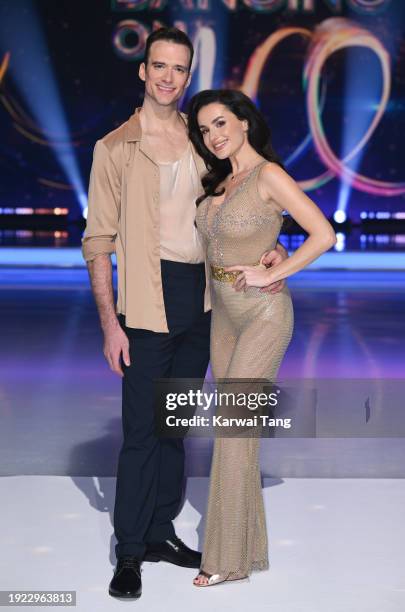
left=144, top=27, right=194, bottom=71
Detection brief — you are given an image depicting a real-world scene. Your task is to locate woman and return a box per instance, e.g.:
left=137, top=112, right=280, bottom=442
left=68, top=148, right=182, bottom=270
left=187, top=89, right=336, bottom=587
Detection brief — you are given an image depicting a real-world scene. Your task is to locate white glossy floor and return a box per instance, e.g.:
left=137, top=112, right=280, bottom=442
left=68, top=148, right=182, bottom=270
left=1, top=476, right=405, bottom=611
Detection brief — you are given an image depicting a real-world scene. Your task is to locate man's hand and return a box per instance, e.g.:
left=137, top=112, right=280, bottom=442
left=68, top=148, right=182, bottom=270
left=87, top=255, right=130, bottom=377
left=259, top=246, right=288, bottom=294
left=225, top=244, right=289, bottom=293
left=103, top=323, right=131, bottom=377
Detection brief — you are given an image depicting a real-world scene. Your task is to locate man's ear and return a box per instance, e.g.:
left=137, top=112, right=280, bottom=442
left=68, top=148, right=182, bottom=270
left=139, top=62, right=146, bottom=82
left=184, top=71, right=192, bottom=89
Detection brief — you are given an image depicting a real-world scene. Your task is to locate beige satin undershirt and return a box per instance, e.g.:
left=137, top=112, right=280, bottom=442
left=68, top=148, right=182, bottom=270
left=158, top=143, right=205, bottom=264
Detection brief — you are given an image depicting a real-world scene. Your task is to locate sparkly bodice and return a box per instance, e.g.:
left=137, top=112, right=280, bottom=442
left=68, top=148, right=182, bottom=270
left=195, top=161, right=283, bottom=267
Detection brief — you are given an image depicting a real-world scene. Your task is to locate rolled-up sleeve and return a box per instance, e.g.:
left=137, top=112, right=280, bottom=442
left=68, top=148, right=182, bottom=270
left=81, top=140, right=121, bottom=262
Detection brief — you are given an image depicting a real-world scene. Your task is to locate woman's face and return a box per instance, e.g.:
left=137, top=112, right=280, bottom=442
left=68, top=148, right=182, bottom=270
left=197, top=102, right=248, bottom=159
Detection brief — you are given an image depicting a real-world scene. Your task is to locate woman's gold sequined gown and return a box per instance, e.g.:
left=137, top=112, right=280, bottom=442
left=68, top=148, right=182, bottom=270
left=195, top=161, right=294, bottom=579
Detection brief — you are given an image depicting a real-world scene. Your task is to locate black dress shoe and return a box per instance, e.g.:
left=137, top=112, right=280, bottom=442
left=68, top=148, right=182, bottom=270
left=109, top=556, right=142, bottom=599
left=144, top=536, right=202, bottom=568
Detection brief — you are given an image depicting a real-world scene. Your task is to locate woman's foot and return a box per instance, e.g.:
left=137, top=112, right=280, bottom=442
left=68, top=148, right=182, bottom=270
left=193, top=570, right=227, bottom=587
left=193, top=569, right=248, bottom=587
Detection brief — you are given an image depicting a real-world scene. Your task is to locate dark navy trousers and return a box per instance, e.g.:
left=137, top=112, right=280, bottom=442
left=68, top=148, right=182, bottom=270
left=114, top=260, right=211, bottom=559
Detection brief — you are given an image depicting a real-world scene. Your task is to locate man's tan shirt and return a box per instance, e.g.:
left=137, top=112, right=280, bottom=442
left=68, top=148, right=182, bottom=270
left=82, top=108, right=211, bottom=332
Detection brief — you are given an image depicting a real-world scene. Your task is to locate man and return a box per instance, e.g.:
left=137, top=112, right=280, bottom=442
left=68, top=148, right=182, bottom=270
left=82, top=27, right=288, bottom=600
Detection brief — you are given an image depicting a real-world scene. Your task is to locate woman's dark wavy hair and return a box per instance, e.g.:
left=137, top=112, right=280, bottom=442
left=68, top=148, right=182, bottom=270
left=187, top=89, right=285, bottom=206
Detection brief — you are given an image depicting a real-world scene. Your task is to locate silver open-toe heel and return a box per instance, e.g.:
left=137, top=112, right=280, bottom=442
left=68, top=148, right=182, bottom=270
left=193, top=569, right=249, bottom=588
left=193, top=569, right=227, bottom=587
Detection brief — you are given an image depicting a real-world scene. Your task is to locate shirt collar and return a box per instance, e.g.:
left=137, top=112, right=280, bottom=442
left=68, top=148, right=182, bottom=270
left=125, top=107, right=188, bottom=142
left=126, top=108, right=142, bottom=142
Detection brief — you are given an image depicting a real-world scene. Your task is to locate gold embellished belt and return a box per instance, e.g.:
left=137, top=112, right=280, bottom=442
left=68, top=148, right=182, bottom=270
left=210, top=262, right=261, bottom=283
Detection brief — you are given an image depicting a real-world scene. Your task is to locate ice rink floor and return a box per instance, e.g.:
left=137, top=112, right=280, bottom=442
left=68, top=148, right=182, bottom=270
left=1, top=476, right=405, bottom=612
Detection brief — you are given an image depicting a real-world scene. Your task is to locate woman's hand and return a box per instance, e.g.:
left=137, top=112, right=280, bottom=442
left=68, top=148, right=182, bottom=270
left=225, top=247, right=287, bottom=292
left=259, top=248, right=287, bottom=294
left=224, top=263, right=275, bottom=291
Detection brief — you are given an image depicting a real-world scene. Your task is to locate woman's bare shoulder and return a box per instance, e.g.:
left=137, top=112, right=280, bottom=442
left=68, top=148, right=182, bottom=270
left=257, top=161, right=291, bottom=211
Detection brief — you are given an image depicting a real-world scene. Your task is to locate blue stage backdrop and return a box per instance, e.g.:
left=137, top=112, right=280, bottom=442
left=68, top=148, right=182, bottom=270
left=0, top=0, right=404, bottom=223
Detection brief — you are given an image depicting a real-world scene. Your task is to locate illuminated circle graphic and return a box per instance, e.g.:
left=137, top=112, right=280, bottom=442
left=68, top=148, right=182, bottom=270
left=113, top=20, right=149, bottom=61
left=241, top=17, right=405, bottom=196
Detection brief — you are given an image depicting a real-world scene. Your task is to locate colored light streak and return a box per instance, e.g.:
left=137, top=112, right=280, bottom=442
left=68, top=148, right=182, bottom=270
left=0, top=1, right=87, bottom=216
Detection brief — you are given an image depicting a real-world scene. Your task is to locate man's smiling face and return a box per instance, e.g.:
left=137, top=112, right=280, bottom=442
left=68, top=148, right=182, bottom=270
left=139, top=40, right=191, bottom=107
